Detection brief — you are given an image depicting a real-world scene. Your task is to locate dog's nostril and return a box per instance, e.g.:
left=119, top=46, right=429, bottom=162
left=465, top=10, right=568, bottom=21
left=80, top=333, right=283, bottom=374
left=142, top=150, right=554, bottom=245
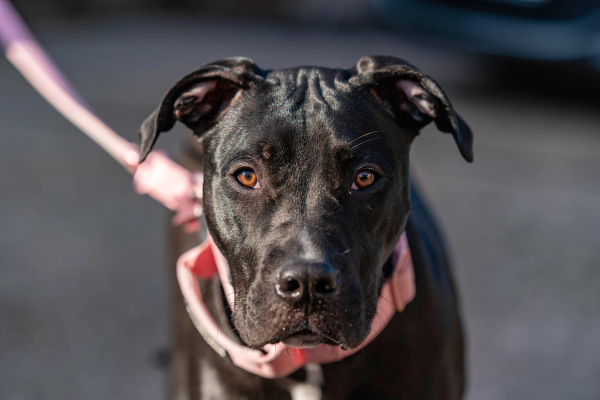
left=276, top=273, right=304, bottom=303
left=315, top=279, right=334, bottom=294
left=314, top=273, right=338, bottom=298
left=284, top=277, right=300, bottom=292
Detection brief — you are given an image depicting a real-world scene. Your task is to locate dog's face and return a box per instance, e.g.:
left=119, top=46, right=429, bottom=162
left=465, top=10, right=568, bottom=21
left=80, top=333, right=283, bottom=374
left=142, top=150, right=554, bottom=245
left=139, top=56, right=472, bottom=350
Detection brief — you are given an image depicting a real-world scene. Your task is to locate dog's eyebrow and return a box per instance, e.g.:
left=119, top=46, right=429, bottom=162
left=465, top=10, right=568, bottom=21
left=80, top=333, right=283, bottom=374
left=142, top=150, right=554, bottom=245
left=333, top=144, right=353, bottom=162
left=334, top=131, right=384, bottom=159
left=338, top=147, right=393, bottom=174
left=259, top=141, right=277, bottom=161
left=221, top=152, right=262, bottom=173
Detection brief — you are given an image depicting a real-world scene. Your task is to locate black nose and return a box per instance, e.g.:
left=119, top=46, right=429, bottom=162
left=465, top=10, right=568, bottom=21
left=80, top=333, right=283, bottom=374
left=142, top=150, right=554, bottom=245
left=275, top=262, right=339, bottom=305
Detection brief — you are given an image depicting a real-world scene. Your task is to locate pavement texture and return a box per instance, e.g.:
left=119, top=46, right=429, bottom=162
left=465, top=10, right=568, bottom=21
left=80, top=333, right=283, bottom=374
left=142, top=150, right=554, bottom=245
left=1, top=13, right=599, bottom=400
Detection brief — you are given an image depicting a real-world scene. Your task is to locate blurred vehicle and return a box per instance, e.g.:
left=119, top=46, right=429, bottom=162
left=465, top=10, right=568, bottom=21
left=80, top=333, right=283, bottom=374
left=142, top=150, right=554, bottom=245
left=369, top=0, right=600, bottom=66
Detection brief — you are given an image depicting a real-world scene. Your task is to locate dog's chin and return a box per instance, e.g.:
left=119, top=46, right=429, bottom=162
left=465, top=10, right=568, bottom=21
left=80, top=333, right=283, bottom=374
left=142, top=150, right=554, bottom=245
left=281, top=329, right=338, bottom=348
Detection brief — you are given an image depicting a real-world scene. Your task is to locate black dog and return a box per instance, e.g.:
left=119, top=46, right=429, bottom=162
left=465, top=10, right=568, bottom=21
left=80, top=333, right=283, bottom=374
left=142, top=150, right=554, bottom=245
left=140, top=55, right=472, bottom=400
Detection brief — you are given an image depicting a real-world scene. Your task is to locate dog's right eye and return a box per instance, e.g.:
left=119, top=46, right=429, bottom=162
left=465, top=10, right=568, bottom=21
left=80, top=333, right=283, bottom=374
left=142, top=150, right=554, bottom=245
left=236, top=169, right=260, bottom=189
left=351, top=169, right=377, bottom=190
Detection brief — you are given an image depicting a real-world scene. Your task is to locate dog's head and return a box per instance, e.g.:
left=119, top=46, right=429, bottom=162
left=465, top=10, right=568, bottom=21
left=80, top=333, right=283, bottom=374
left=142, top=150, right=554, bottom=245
left=139, top=56, right=472, bottom=350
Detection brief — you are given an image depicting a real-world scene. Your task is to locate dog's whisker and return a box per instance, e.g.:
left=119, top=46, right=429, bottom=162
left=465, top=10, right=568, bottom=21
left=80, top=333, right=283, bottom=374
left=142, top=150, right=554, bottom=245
left=214, top=300, right=231, bottom=331
left=374, top=311, right=385, bottom=328
left=220, top=326, right=238, bottom=337
left=349, top=130, right=379, bottom=144
left=387, top=282, right=412, bottom=292
left=287, top=345, right=297, bottom=364
left=376, top=304, right=390, bottom=322
left=198, top=283, right=212, bottom=296
left=351, top=136, right=382, bottom=150
left=379, top=295, right=395, bottom=309
left=283, top=345, right=295, bottom=368
left=326, top=344, right=336, bottom=362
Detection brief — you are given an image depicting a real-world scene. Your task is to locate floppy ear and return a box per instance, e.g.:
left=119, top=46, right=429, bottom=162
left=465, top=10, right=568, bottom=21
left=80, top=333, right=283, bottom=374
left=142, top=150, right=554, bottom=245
left=351, top=55, right=473, bottom=162
left=138, top=57, right=263, bottom=162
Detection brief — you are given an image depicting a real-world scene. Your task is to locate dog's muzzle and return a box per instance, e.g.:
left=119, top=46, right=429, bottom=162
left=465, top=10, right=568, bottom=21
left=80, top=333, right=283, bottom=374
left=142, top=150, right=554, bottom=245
left=177, top=231, right=416, bottom=379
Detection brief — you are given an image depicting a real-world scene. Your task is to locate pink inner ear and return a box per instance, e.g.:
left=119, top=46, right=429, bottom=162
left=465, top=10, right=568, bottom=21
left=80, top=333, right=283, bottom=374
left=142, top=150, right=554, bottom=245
left=174, top=80, right=217, bottom=119
left=396, top=80, right=436, bottom=120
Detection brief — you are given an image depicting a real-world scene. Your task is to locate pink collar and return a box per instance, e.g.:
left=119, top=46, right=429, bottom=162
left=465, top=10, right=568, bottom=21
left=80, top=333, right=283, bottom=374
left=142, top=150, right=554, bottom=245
left=177, top=231, right=416, bottom=379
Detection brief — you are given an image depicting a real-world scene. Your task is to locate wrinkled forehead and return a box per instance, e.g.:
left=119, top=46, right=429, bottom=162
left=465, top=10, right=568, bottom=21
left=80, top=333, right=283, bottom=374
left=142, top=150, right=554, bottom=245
left=213, top=69, right=400, bottom=169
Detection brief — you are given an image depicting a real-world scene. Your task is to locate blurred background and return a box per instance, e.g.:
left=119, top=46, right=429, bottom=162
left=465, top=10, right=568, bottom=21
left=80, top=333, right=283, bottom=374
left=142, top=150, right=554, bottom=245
left=1, top=0, right=599, bottom=399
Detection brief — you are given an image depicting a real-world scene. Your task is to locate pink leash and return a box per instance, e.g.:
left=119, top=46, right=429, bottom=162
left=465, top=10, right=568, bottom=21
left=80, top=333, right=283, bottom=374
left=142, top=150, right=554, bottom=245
left=0, top=0, right=201, bottom=230
left=1, top=0, right=417, bottom=378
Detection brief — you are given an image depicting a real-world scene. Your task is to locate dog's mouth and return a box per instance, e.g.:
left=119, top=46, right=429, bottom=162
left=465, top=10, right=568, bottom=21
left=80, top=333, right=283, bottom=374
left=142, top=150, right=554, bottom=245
left=279, top=328, right=340, bottom=349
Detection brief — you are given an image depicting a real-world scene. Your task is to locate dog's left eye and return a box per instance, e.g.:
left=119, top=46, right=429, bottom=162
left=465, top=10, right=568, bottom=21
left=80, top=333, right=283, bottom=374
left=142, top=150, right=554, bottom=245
left=236, top=169, right=261, bottom=189
left=351, top=170, right=377, bottom=190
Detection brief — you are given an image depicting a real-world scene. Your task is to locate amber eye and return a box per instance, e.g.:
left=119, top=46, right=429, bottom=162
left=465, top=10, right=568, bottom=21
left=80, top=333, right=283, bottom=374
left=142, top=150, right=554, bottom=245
left=351, top=170, right=376, bottom=190
left=236, top=169, right=259, bottom=188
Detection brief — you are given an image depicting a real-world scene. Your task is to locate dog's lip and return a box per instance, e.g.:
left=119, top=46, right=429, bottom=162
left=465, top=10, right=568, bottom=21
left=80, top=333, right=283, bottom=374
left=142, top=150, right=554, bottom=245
left=281, top=329, right=328, bottom=348
left=279, top=328, right=340, bottom=348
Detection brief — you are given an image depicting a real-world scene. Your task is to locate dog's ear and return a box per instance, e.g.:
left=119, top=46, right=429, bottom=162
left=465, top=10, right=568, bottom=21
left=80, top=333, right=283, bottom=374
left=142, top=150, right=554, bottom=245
left=351, top=55, right=473, bottom=162
left=138, top=57, right=263, bottom=162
